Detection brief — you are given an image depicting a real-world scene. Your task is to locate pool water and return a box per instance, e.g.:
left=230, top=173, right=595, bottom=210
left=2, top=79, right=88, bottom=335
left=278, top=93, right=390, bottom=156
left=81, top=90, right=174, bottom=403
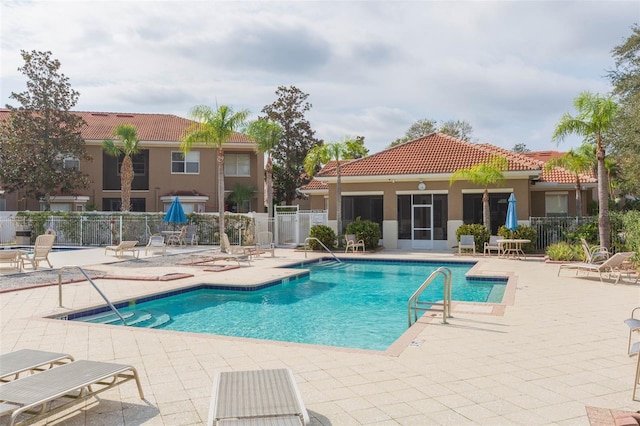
left=71, top=260, right=506, bottom=351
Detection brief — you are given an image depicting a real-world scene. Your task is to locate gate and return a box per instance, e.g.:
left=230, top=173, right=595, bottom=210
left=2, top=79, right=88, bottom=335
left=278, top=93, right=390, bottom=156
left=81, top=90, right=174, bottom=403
left=274, top=206, right=327, bottom=247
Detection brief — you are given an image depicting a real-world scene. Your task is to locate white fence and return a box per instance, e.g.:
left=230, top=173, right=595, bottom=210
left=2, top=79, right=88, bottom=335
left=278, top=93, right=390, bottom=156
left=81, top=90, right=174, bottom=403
left=274, top=206, right=327, bottom=247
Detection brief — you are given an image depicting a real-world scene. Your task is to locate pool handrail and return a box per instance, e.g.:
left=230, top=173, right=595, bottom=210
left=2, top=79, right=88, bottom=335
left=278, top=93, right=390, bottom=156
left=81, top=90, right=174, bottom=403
left=58, top=265, right=128, bottom=326
left=408, top=267, right=453, bottom=326
left=303, top=237, right=342, bottom=263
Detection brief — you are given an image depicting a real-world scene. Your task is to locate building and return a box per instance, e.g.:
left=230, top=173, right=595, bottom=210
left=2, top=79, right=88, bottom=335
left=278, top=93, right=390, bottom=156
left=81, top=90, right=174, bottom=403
left=301, top=133, right=596, bottom=249
left=0, top=110, right=263, bottom=214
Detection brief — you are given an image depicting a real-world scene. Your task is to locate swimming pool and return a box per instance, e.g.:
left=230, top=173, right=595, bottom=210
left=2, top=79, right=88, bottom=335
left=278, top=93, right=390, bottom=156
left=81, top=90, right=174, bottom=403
left=62, top=259, right=507, bottom=351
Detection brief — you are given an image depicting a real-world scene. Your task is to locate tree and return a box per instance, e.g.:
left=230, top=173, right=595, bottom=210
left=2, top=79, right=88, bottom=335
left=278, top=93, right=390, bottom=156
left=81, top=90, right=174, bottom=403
left=245, top=118, right=282, bottom=218
left=439, top=120, right=473, bottom=141
left=388, top=118, right=474, bottom=147
left=449, top=156, right=508, bottom=231
left=261, top=86, right=320, bottom=204
left=227, top=183, right=256, bottom=213
left=0, top=50, right=90, bottom=210
left=102, top=124, right=140, bottom=212
left=304, top=137, right=368, bottom=233
left=544, top=145, right=593, bottom=218
left=344, top=136, right=369, bottom=158
left=512, top=143, right=531, bottom=153
left=181, top=105, right=249, bottom=240
left=552, top=92, right=618, bottom=248
left=609, top=24, right=640, bottom=195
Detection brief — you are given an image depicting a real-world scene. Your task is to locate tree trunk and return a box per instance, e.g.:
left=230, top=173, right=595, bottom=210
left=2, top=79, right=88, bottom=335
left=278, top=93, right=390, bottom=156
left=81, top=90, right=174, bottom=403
left=217, top=148, right=226, bottom=243
left=574, top=176, right=582, bottom=219
left=266, top=155, right=273, bottom=218
left=482, top=189, right=490, bottom=231
left=121, top=155, right=133, bottom=212
left=336, top=163, right=342, bottom=235
left=596, top=140, right=610, bottom=248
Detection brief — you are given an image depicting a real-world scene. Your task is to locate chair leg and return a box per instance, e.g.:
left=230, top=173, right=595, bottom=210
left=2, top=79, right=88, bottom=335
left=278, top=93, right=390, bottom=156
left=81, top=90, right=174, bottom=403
left=634, top=353, right=640, bottom=401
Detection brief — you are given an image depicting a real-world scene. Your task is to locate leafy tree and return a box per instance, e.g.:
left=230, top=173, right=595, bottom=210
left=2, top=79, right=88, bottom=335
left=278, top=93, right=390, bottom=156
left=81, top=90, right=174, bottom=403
left=609, top=24, right=640, bottom=195
left=512, top=143, right=531, bottom=153
left=102, top=124, right=140, bottom=212
left=227, top=183, right=256, bottom=213
left=544, top=144, right=593, bottom=218
left=552, top=92, right=618, bottom=248
left=0, top=50, right=90, bottom=210
left=304, top=137, right=368, bottom=233
left=245, top=118, right=282, bottom=218
left=389, top=118, right=474, bottom=147
left=181, top=105, right=249, bottom=240
left=449, top=156, right=508, bottom=231
left=439, top=120, right=473, bottom=141
left=261, top=86, right=320, bottom=204
left=344, top=136, right=369, bottom=158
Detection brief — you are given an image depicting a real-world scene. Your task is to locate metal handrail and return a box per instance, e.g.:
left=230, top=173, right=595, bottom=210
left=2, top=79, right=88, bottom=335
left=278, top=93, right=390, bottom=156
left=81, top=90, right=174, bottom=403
left=408, top=267, right=452, bottom=326
left=58, top=265, right=127, bottom=325
left=303, top=237, right=341, bottom=263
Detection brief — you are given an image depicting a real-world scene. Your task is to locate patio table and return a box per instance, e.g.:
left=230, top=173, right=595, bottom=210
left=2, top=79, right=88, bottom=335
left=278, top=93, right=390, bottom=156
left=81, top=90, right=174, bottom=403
left=497, top=239, right=530, bottom=260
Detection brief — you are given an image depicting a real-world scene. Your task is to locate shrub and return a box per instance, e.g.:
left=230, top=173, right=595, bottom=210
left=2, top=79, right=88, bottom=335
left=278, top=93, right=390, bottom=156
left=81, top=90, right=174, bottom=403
left=455, top=224, right=489, bottom=252
left=546, top=242, right=582, bottom=261
left=497, top=225, right=537, bottom=252
left=308, top=225, right=336, bottom=250
left=345, top=218, right=381, bottom=250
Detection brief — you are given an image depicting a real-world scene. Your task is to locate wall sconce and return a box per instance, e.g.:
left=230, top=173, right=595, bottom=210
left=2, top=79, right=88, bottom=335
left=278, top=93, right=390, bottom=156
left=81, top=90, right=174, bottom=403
left=418, top=182, right=426, bottom=191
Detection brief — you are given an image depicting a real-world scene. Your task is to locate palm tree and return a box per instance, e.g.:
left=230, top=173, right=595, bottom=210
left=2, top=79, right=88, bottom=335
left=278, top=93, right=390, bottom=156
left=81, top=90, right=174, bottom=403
left=304, top=137, right=368, bottom=234
left=552, top=92, right=618, bottom=248
left=245, top=119, right=282, bottom=218
left=102, top=124, right=140, bottom=212
left=544, top=145, right=593, bottom=218
left=181, top=105, right=249, bottom=240
left=449, top=155, right=508, bottom=231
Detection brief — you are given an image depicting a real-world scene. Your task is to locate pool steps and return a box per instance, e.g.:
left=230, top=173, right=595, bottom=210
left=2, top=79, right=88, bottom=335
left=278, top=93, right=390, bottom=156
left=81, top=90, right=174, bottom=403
left=78, top=309, right=171, bottom=328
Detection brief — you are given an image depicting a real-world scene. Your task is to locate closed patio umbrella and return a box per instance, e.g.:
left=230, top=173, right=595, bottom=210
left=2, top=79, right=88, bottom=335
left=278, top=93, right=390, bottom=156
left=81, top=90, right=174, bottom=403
left=164, top=197, right=187, bottom=225
left=506, top=193, right=518, bottom=231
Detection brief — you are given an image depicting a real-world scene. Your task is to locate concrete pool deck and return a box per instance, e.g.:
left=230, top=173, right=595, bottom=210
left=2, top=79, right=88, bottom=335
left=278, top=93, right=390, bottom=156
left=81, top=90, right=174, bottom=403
left=1, top=246, right=639, bottom=425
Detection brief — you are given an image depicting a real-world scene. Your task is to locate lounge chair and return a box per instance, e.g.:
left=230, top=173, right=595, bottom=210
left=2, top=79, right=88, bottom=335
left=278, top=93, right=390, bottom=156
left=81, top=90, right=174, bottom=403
left=0, top=250, right=22, bottom=272
left=458, top=235, right=476, bottom=255
left=255, top=231, right=276, bottom=257
left=483, top=235, right=502, bottom=256
left=208, top=368, right=310, bottom=426
left=557, top=252, right=636, bottom=283
left=345, top=234, right=365, bottom=253
left=105, top=240, right=139, bottom=258
left=0, top=349, right=74, bottom=382
left=166, top=225, right=187, bottom=247
left=20, top=234, right=56, bottom=270
left=580, top=238, right=609, bottom=264
left=145, top=235, right=166, bottom=256
left=0, top=359, right=144, bottom=426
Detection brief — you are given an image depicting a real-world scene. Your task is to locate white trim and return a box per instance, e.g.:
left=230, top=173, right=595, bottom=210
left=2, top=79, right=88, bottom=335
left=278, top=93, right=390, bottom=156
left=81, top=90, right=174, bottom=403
left=315, top=170, right=540, bottom=183
left=545, top=191, right=569, bottom=195
left=461, top=188, right=514, bottom=194
left=42, top=196, right=90, bottom=202
left=160, top=195, right=209, bottom=202
left=396, top=190, right=448, bottom=195
left=341, top=191, right=384, bottom=196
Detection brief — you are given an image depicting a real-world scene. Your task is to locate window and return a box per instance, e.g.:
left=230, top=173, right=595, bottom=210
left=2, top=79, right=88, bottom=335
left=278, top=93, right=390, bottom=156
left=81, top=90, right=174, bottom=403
left=545, top=193, right=568, bottom=217
left=172, top=151, right=200, bottom=174
left=225, top=154, right=250, bottom=176
left=63, top=157, right=80, bottom=170
left=117, top=153, right=147, bottom=176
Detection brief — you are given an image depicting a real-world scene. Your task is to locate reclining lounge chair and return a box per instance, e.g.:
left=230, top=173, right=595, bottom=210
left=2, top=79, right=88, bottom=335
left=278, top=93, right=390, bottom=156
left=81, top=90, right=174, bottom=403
left=557, top=251, right=636, bottom=284
left=0, top=359, right=144, bottom=426
left=105, top=240, right=139, bottom=258
left=208, top=368, right=309, bottom=426
left=20, top=234, right=56, bottom=270
left=0, top=349, right=74, bottom=382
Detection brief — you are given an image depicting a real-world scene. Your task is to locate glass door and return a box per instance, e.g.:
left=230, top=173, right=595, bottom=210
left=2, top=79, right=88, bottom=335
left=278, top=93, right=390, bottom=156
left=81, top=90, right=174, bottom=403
left=412, top=204, right=432, bottom=248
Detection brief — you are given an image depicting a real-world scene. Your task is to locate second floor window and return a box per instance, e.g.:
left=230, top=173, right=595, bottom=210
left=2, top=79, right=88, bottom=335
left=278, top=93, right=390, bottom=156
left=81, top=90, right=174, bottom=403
left=225, top=154, right=250, bottom=176
left=172, top=151, right=199, bottom=174
left=118, top=153, right=147, bottom=176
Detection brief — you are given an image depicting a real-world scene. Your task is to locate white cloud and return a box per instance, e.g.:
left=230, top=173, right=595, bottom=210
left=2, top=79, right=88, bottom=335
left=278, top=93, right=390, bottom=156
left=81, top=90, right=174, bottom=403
left=1, top=0, right=636, bottom=154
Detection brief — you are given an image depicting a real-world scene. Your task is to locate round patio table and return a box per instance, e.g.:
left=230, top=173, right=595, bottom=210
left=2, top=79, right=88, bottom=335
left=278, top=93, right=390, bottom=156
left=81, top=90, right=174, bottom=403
left=497, top=239, right=531, bottom=260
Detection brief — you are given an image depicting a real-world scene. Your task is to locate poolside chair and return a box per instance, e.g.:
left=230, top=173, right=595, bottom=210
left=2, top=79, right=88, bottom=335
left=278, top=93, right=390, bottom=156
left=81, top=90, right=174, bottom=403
left=557, top=251, right=636, bottom=283
left=145, top=235, right=166, bottom=256
left=186, top=224, right=199, bottom=246
left=0, top=349, right=74, bottom=382
left=0, top=250, right=22, bottom=272
left=458, top=235, right=476, bottom=255
left=483, top=235, right=502, bottom=256
left=0, top=359, right=144, bottom=426
left=208, top=368, right=310, bottom=426
left=580, top=238, right=609, bottom=264
left=104, top=240, right=139, bottom=258
left=20, top=234, right=56, bottom=270
left=166, top=225, right=187, bottom=247
left=256, top=231, right=276, bottom=257
left=625, top=307, right=640, bottom=356
left=221, top=233, right=246, bottom=255
left=345, top=234, right=365, bottom=253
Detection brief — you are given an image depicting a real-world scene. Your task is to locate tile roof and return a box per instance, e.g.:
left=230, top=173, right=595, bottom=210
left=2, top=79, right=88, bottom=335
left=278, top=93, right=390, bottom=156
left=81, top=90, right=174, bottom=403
left=521, top=150, right=566, bottom=162
left=0, top=109, right=253, bottom=143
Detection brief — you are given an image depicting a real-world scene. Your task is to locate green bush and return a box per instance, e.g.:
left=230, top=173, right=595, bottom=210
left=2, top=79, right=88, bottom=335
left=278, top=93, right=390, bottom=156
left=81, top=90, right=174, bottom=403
left=546, top=242, right=583, bottom=261
left=497, top=225, right=537, bottom=252
left=308, top=225, right=336, bottom=250
left=345, top=218, right=381, bottom=250
left=455, top=224, right=489, bottom=252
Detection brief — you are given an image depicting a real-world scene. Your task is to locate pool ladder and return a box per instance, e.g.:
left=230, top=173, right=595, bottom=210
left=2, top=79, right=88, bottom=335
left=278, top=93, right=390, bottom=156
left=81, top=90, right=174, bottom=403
left=408, top=267, right=453, bottom=326
left=303, top=237, right=341, bottom=263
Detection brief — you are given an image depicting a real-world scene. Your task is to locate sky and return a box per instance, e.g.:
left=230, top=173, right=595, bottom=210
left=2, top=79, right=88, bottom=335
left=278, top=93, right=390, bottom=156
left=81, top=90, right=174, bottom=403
left=1, top=1, right=638, bottom=155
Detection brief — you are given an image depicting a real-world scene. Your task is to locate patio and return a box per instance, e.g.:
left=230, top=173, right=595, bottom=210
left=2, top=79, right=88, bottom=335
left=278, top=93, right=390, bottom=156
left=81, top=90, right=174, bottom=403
left=0, top=247, right=638, bottom=425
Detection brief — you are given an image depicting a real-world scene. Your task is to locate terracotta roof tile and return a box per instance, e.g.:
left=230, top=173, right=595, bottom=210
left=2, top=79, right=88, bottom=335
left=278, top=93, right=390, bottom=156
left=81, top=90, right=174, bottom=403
left=0, top=109, right=253, bottom=143
left=300, top=179, right=328, bottom=191
left=522, top=150, right=565, bottom=162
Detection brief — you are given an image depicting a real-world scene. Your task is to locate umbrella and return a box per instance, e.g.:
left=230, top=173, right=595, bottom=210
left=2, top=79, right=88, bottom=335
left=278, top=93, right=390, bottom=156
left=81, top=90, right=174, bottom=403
left=506, top=193, right=518, bottom=231
left=164, top=197, right=187, bottom=225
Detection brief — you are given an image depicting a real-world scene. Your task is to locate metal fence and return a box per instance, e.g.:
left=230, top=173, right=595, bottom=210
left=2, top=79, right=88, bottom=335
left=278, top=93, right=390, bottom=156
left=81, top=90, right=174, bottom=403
left=529, top=216, right=597, bottom=250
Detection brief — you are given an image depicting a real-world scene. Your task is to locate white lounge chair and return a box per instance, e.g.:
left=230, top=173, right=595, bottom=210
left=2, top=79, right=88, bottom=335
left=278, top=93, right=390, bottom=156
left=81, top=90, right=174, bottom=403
left=105, top=240, right=139, bottom=258
left=345, top=234, right=365, bottom=253
left=484, top=235, right=502, bottom=256
left=145, top=235, right=166, bottom=256
left=166, top=225, right=187, bottom=247
left=580, top=238, right=609, bottom=264
left=557, top=251, right=636, bottom=283
left=0, top=359, right=144, bottom=426
left=20, top=234, right=56, bottom=269
left=0, top=349, right=74, bottom=382
left=0, top=250, right=22, bottom=272
left=256, top=231, right=276, bottom=257
left=208, top=368, right=310, bottom=426
left=458, top=235, right=476, bottom=255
